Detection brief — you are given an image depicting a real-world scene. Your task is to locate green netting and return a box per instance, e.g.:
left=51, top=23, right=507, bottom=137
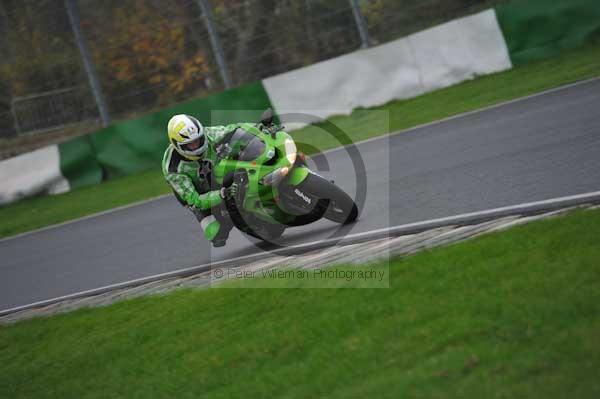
left=59, top=81, right=273, bottom=182
left=496, top=0, right=600, bottom=64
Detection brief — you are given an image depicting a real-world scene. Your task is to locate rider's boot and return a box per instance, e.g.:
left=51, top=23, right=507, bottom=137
left=198, top=213, right=233, bottom=248
left=198, top=215, right=225, bottom=247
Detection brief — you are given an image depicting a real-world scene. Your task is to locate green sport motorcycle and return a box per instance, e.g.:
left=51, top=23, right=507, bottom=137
left=213, top=109, right=358, bottom=242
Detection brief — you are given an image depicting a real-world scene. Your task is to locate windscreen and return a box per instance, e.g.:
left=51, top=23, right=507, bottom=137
left=226, top=128, right=266, bottom=161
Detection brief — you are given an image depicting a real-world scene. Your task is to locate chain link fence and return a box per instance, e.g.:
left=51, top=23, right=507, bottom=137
left=0, top=0, right=508, bottom=139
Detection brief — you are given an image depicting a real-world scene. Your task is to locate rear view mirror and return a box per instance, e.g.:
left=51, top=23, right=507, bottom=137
left=260, top=108, right=274, bottom=126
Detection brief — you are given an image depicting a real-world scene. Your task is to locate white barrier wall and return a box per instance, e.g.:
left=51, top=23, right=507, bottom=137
left=263, top=9, right=512, bottom=129
left=410, top=9, right=512, bottom=92
left=0, top=145, right=70, bottom=205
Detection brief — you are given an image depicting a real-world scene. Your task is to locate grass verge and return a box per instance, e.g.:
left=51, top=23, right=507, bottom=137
left=2, top=43, right=600, bottom=239
left=1, top=209, right=599, bottom=398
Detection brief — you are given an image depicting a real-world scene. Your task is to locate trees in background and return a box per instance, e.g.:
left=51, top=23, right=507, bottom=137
left=79, top=0, right=216, bottom=117
left=0, top=1, right=82, bottom=97
left=362, top=0, right=508, bottom=45
left=0, top=0, right=507, bottom=135
left=0, top=0, right=86, bottom=136
left=212, top=0, right=361, bottom=84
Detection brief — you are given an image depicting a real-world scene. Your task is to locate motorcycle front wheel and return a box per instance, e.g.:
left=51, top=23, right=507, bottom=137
left=293, top=172, right=358, bottom=225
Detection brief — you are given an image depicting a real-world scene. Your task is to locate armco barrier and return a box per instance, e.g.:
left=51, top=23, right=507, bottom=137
left=496, top=0, right=600, bottom=64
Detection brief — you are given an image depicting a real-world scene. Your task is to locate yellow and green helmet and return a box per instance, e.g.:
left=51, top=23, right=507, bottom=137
left=167, top=114, right=207, bottom=160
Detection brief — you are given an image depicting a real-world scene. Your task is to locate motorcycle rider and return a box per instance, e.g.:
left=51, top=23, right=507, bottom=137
left=162, top=114, right=239, bottom=247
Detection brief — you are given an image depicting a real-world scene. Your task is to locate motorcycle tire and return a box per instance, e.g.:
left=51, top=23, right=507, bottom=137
left=299, top=173, right=358, bottom=225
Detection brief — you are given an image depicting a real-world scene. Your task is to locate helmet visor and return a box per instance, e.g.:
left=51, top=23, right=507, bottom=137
left=181, top=135, right=205, bottom=152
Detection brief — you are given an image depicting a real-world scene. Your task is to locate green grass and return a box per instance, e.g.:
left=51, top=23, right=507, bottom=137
left=2, top=43, right=600, bottom=239
left=2, top=209, right=599, bottom=398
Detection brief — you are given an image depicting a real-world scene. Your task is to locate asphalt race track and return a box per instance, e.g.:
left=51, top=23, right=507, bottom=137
left=1, top=79, right=600, bottom=310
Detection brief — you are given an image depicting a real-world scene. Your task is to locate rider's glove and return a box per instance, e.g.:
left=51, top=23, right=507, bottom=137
left=220, top=182, right=239, bottom=200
